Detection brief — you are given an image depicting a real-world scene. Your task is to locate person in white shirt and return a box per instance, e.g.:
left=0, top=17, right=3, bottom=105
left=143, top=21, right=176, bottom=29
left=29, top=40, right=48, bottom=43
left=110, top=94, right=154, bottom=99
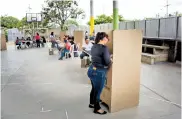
left=80, top=38, right=93, bottom=59
left=50, top=32, right=58, bottom=48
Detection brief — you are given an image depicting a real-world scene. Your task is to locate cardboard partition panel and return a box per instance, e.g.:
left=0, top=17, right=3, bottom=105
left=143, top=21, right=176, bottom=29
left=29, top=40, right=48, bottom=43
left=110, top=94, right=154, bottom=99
left=101, top=29, right=142, bottom=113
left=74, top=31, right=84, bottom=50
left=1, top=34, right=7, bottom=51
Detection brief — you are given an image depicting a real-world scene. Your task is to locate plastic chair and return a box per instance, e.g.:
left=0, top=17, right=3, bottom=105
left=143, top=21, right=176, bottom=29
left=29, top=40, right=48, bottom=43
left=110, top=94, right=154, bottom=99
left=47, top=42, right=52, bottom=48
left=29, top=41, right=33, bottom=48
left=70, top=44, right=81, bottom=59
left=21, top=42, right=26, bottom=49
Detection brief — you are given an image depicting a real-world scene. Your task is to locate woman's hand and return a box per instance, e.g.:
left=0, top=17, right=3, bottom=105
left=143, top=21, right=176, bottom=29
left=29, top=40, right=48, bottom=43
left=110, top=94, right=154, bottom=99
left=110, top=55, right=113, bottom=58
left=110, top=58, right=113, bottom=63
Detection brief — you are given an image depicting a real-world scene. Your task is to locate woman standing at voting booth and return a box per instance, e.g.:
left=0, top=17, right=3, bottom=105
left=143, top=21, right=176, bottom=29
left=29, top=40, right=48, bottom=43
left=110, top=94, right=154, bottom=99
left=87, top=32, right=112, bottom=115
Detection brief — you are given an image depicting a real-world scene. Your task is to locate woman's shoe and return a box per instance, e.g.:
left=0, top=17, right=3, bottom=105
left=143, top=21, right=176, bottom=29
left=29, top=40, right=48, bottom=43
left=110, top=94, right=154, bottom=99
left=58, top=57, right=63, bottom=60
left=93, top=110, right=107, bottom=115
left=89, top=104, right=94, bottom=108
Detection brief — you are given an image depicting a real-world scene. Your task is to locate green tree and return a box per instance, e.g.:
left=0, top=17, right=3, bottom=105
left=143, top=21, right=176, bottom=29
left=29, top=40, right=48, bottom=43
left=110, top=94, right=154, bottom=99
left=42, top=0, right=85, bottom=30
left=4, top=28, right=8, bottom=42
left=178, top=14, right=182, bottom=16
left=145, top=18, right=153, bottom=20
left=110, top=15, right=125, bottom=22
left=42, top=18, right=50, bottom=28
left=87, top=14, right=124, bottom=25
left=16, top=17, right=28, bottom=29
left=1, top=15, right=20, bottom=28
left=175, top=12, right=182, bottom=16
left=65, top=19, right=79, bottom=26
left=62, top=19, right=79, bottom=30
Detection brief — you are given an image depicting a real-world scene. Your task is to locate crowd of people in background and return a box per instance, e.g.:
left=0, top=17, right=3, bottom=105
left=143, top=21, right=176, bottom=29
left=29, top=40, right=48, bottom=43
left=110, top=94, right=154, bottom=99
left=53, top=31, right=96, bottom=60
left=15, top=33, right=47, bottom=49
left=15, top=30, right=96, bottom=62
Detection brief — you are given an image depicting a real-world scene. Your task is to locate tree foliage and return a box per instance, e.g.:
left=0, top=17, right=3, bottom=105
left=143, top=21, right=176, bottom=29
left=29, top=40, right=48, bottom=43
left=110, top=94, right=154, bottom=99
left=1, top=15, right=54, bottom=30
left=62, top=19, right=79, bottom=30
left=65, top=19, right=79, bottom=26
left=16, top=17, right=29, bottom=29
left=1, top=16, right=20, bottom=29
left=87, top=14, right=124, bottom=25
left=144, top=18, right=153, bottom=20
left=175, top=12, right=182, bottom=16
left=42, top=0, right=85, bottom=30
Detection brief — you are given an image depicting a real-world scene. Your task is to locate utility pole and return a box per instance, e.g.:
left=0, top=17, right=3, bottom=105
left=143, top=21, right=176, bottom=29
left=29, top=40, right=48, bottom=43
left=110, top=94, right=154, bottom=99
left=28, top=4, right=31, bottom=12
left=164, top=0, right=170, bottom=17
left=113, top=0, right=119, bottom=30
left=90, top=0, right=94, bottom=36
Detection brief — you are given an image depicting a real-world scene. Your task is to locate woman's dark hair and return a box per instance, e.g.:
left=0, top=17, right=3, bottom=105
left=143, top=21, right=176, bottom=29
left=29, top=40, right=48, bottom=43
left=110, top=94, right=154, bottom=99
left=51, top=32, right=54, bottom=35
left=85, top=36, right=88, bottom=40
left=72, top=36, right=74, bottom=41
left=64, top=35, right=68, bottom=38
left=95, top=32, right=108, bottom=44
left=42, top=36, right=45, bottom=40
left=36, top=33, right=39, bottom=36
left=68, top=36, right=72, bottom=40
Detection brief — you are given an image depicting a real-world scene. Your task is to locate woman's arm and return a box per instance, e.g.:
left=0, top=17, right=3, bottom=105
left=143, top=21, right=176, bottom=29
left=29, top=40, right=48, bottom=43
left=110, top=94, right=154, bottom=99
left=103, top=47, right=111, bottom=66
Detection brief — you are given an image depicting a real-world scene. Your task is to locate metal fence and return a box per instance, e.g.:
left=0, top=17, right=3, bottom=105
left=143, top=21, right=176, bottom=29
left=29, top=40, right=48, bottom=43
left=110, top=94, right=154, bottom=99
left=79, top=16, right=181, bottom=41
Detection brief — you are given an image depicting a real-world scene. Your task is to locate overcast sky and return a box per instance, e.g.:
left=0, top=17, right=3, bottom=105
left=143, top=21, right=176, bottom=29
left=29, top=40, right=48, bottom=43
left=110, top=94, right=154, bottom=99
left=0, top=0, right=182, bottom=25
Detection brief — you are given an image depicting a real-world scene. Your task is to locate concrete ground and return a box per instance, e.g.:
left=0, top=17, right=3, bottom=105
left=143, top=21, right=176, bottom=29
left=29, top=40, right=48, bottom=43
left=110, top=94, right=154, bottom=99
left=1, top=45, right=181, bottom=119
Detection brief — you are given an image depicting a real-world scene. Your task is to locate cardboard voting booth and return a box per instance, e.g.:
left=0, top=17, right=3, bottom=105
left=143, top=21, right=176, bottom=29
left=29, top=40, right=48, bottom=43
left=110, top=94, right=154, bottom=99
left=1, top=31, right=7, bottom=51
left=100, top=29, right=142, bottom=113
left=74, top=31, right=84, bottom=50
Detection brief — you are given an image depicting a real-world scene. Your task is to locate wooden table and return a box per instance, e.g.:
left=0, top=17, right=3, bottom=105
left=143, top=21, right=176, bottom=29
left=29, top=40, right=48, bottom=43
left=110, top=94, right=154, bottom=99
left=142, top=44, right=169, bottom=64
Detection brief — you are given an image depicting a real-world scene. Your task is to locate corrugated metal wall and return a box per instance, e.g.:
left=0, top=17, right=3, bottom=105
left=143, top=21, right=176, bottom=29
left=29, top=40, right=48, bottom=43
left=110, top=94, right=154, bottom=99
left=126, top=21, right=135, bottom=29
left=134, top=20, right=146, bottom=36
left=146, top=19, right=159, bottom=38
left=159, top=17, right=177, bottom=39
left=73, top=16, right=181, bottom=41
left=177, top=17, right=181, bottom=39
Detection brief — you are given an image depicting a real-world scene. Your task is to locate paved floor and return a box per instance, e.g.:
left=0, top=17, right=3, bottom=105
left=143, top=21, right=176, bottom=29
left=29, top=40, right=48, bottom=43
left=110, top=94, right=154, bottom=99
left=1, top=46, right=181, bottom=119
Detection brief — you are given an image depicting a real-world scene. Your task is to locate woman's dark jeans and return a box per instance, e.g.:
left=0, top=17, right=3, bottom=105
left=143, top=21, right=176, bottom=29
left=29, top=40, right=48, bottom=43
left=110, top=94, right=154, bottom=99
left=36, top=40, right=40, bottom=47
left=87, top=65, right=107, bottom=111
left=16, top=43, right=21, bottom=49
left=80, top=52, right=89, bottom=59
left=58, top=48, right=69, bottom=60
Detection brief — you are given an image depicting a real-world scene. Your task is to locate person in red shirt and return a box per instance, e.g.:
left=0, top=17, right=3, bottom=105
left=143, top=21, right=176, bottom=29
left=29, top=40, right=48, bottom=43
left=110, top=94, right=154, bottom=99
left=15, top=37, right=21, bottom=49
left=58, top=40, right=71, bottom=60
left=35, top=33, right=41, bottom=48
